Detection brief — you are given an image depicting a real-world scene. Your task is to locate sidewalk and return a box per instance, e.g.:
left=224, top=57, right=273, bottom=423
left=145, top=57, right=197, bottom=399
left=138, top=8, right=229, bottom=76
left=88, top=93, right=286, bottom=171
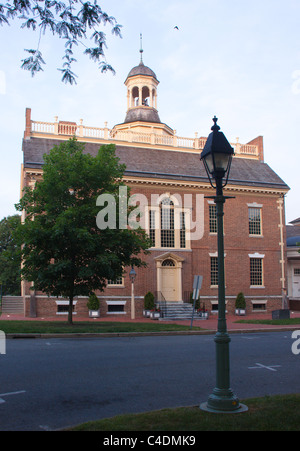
left=1, top=311, right=300, bottom=334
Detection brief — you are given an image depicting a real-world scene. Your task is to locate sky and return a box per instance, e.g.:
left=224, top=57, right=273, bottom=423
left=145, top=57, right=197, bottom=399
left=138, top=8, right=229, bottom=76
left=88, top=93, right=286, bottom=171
left=0, top=0, right=299, bottom=223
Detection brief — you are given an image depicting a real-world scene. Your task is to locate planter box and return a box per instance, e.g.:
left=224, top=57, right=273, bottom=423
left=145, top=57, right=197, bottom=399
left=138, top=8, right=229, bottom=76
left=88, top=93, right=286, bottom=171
left=143, top=309, right=151, bottom=318
left=272, top=309, right=290, bottom=320
left=235, top=309, right=246, bottom=316
left=150, top=311, right=160, bottom=320
left=198, top=312, right=209, bottom=319
left=89, top=309, right=100, bottom=318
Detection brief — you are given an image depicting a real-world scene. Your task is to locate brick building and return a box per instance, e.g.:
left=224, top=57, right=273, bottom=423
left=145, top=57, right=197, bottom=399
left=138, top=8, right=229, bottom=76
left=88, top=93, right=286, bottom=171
left=287, top=218, right=300, bottom=309
left=20, top=56, right=290, bottom=318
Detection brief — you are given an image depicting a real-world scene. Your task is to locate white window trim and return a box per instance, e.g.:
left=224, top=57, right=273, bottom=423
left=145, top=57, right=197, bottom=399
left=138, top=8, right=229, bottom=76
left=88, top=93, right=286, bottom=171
left=145, top=203, right=191, bottom=250
left=248, top=252, right=265, bottom=259
left=106, top=300, right=127, bottom=315
left=249, top=254, right=265, bottom=288
left=248, top=205, right=263, bottom=237
left=207, top=200, right=217, bottom=235
left=251, top=300, right=267, bottom=311
left=247, top=202, right=263, bottom=208
left=55, top=300, right=77, bottom=315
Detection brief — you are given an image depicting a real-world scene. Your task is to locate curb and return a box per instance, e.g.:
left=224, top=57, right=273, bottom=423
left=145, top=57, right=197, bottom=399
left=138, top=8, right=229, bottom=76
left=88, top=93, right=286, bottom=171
left=6, top=326, right=300, bottom=339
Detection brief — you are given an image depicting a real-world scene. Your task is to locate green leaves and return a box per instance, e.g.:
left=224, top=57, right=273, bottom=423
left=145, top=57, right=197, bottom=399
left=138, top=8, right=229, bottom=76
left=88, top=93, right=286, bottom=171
left=21, top=49, right=46, bottom=76
left=0, top=215, right=21, bottom=295
left=0, top=0, right=122, bottom=83
left=16, top=139, right=150, bottom=322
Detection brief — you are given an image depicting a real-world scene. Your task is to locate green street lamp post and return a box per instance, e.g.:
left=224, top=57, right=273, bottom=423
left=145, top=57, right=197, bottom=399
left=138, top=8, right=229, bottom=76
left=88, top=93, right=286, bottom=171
left=200, top=116, right=248, bottom=413
left=129, top=266, right=137, bottom=320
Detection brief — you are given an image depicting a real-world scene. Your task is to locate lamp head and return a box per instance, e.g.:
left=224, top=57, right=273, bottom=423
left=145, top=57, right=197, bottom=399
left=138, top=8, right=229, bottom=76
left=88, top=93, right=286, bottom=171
left=200, top=116, right=234, bottom=189
left=129, top=266, right=136, bottom=283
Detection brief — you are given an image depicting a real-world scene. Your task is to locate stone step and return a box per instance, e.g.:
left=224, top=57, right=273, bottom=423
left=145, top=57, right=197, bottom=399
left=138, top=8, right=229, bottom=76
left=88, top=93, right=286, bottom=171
left=157, top=302, right=195, bottom=319
left=1, top=296, right=24, bottom=314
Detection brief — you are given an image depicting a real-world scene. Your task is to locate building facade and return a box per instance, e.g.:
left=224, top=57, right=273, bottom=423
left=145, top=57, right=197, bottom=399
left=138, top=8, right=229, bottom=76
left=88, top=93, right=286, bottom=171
left=287, top=218, right=300, bottom=310
left=20, top=56, right=290, bottom=318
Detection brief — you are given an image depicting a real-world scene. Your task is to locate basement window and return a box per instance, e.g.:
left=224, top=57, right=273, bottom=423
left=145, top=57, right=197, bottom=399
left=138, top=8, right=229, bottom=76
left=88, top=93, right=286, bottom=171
left=106, top=300, right=126, bottom=315
left=55, top=300, right=77, bottom=315
left=251, top=301, right=267, bottom=312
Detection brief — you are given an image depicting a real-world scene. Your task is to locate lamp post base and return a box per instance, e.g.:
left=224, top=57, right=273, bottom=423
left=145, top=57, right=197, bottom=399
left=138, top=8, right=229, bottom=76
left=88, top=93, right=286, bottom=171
left=200, top=390, right=248, bottom=414
left=200, top=402, right=248, bottom=414
left=199, top=402, right=248, bottom=413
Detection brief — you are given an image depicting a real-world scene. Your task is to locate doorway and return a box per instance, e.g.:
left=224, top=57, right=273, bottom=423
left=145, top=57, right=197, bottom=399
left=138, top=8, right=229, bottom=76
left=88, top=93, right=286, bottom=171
left=155, top=252, right=184, bottom=302
left=292, top=267, right=300, bottom=298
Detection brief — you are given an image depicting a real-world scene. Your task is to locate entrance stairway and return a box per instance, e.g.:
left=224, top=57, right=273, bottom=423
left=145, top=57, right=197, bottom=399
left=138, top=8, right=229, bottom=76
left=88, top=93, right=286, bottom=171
left=1, top=296, right=24, bottom=314
left=157, top=302, right=195, bottom=320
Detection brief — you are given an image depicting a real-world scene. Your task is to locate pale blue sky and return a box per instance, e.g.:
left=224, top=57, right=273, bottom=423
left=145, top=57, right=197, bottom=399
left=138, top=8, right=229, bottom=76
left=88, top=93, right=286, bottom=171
left=0, top=0, right=299, bottom=222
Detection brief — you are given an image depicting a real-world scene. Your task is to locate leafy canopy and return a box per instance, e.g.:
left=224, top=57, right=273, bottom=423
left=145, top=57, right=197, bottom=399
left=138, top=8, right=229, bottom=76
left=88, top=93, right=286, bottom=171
left=0, top=0, right=122, bottom=84
left=0, top=215, right=21, bottom=296
left=15, top=139, right=150, bottom=323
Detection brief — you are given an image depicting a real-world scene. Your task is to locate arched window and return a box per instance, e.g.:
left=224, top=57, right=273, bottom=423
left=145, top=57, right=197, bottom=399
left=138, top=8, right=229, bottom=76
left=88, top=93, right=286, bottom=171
left=162, top=259, right=175, bottom=267
left=142, top=86, right=150, bottom=106
left=160, top=198, right=174, bottom=248
left=132, top=86, right=139, bottom=106
left=148, top=195, right=188, bottom=249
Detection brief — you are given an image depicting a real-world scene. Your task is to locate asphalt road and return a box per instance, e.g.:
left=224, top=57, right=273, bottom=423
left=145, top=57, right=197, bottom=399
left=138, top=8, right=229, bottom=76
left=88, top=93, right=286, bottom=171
left=0, top=331, right=299, bottom=431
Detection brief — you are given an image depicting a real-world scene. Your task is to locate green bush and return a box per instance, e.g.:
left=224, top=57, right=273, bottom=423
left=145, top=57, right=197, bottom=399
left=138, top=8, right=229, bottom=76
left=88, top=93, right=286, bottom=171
left=144, top=292, right=155, bottom=310
left=87, top=293, right=100, bottom=311
left=189, top=292, right=200, bottom=310
left=235, top=292, right=246, bottom=309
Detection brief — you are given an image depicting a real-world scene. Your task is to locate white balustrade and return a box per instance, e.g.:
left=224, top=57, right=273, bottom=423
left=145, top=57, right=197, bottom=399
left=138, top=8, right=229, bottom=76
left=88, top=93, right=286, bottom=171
left=30, top=120, right=258, bottom=156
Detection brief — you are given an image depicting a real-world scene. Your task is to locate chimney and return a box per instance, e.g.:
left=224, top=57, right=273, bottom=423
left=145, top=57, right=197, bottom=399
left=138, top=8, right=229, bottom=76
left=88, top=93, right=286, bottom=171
left=247, top=135, right=264, bottom=161
left=24, top=108, right=31, bottom=139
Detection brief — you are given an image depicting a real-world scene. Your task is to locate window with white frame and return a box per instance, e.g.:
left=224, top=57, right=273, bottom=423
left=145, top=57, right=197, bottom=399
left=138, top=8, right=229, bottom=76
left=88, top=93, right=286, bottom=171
left=209, top=204, right=217, bottom=234
left=210, top=256, right=218, bottom=286
left=250, top=258, right=263, bottom=286
left=106, top=300, right=126, bottom=314
left=180, top=211, right=186, bottom=248
left=56, top=300, right=77, bottom=315
left=149, top=209, right=156, bottom=246
left=147, top=196, right=190, bottom=249
left=248, top=205, right=262, bottom=235
left=251, top=300, right=267, bottom=311
left=161, top=198, right=175, bottom=247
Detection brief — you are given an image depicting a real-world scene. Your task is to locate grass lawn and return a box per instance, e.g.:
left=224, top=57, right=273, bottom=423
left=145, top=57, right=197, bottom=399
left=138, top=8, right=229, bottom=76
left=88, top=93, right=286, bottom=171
left=0, top=320, right=202, bottom=334
left=235, top=318, right=300, bottom=326
left=68, top=394, right=300, bottom=431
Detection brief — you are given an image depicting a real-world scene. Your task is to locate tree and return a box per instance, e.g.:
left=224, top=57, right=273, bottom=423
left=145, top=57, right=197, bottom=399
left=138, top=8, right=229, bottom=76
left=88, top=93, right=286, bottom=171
left=15, top=138, right=151, bottom=324
left=0, top=0, right=122, bottom=84
left=0, top=215, right=21, bottom=296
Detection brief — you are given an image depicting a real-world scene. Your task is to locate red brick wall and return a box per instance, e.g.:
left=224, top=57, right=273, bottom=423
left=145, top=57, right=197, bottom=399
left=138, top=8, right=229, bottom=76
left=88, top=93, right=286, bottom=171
left=22, top=182, right=287, bottom=318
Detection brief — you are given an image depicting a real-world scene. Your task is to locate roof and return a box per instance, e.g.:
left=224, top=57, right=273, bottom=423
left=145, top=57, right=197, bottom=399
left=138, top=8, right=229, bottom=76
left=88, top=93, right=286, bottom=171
left=290, top=217, right=300, bottom=225
left=22, top=137, right=289, bottom=191
left=124, top=107, right=161, bottom=124
left=287, top=235, right=300, bottom=247
left=287, top=224, right=300, bottom=247
left=125, top=62, right=158, bottom=81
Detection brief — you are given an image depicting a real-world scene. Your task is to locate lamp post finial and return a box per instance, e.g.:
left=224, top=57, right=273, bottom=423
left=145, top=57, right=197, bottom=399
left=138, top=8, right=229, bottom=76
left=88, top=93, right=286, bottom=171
left=211, top=115, right=220, bottom=131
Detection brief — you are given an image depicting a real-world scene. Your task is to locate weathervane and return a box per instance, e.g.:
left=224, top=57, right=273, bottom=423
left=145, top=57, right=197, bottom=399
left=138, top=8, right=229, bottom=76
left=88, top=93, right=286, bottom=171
left=140, top=33, right=143, bottom=63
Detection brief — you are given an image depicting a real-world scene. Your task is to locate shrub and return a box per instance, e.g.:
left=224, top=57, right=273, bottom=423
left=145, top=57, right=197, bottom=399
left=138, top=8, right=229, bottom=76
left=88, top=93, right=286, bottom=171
left=87, top=293, right=100, bottom=311
left=144, top=291, right=155, bottom=310
left=235, top=292, right=246, bottom=309
left=189, top=292, right=200, bottom=310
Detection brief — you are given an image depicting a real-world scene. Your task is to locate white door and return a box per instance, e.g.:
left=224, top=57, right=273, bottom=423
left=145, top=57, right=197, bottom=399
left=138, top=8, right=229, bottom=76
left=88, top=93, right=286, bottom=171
left=292, top=268, right=300, bottom=298
left=161, top=259, right=177, bottom=301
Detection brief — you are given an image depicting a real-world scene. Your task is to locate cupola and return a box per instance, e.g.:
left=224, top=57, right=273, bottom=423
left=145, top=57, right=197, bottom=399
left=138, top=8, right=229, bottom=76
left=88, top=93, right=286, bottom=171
left=111, top=36, right=174, bottom=139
